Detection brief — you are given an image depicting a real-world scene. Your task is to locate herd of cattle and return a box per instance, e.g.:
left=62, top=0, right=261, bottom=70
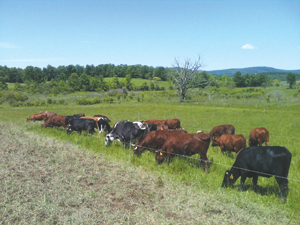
left=26, top=111, right=292, bottom=203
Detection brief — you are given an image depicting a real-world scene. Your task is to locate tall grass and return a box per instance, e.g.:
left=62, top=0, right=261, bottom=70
left=1, top=101, right=299, bottom=221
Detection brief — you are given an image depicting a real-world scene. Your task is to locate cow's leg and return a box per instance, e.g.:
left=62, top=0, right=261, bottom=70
left=275, top=177, right=289, bottom=203
left=252, top=175, right=258, bottom=191
left=238, top=173, right=247, bottom=191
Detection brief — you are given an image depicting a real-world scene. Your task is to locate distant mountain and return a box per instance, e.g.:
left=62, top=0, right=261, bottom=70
left=205, top=67, right=300, bottom=76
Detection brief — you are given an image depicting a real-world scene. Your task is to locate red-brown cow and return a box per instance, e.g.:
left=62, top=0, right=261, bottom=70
left=134, top=129, right=188, bottom=155
left=208, top=124, right=235, bottom=137
left=249, top=127, right=269, bottom=147
left=42, top=112, right=57, bottom=121
left=74, top=113, right=85, bottom=117
left=156, top=132, right=210, bottom=173
left=142, top=120, right=167, bottom=130
left=212, top=134, right=246, bottom=155
left=26, top=113, right=46, bottom=122
left=165, top=118, right=182, bottom=130
left=41, top=115, right=67, bottom=128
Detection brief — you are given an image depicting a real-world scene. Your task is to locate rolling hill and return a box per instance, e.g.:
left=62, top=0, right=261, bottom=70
left=205, top=66, right=300, bottom=76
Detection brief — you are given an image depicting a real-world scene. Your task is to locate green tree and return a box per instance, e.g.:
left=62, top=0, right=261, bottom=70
left=120, top=74, right=133, bottom=90
left=286, top=72, right=296, bottom=88
left=109, top=76, right=120, bottom=89
left=233, top=71, right=246, bottom=87
left=68, top=73, right=81, bottom=92
left=79, top=73, right=90, bottom=91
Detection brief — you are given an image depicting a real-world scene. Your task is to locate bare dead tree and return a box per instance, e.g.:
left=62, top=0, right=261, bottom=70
left=170, top=55, right=205, bottom=102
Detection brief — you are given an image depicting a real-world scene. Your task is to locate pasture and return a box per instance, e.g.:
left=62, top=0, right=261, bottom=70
left=0, top=101, right=299, bottom=223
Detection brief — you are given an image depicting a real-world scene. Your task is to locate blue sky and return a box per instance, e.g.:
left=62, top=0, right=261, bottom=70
left=0, top=0, right=299, bottom=71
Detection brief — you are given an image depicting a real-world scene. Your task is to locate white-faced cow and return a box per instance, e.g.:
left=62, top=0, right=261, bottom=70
left=222, top=146, right=292, bottom=203
left=105, top=120, right=149, bottom=148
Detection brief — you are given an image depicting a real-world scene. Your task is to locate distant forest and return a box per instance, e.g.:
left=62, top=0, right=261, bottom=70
left=0, top=64, right=298, bottom=84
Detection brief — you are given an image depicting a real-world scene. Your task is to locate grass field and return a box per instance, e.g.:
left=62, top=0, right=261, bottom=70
left=0, top=100, right=300, bottom=223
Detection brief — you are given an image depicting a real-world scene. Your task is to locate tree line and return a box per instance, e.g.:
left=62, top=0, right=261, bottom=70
left=0, top=63, right=298, bottom=96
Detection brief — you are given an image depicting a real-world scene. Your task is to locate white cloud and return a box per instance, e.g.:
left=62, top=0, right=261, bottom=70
left=241, top=44, right=257, bottom=49
left=0, top=41, right=22, bottom=49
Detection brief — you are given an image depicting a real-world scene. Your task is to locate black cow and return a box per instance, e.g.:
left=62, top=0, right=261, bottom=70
left=65, top=115, right=81, bottom=126
left=222, top=146, right=292, bottom=203
left=105, top=120, right=149, bottom=148
left=66, top=119, right=96, bottom=135
left=148, top=124, right=158, bottom=132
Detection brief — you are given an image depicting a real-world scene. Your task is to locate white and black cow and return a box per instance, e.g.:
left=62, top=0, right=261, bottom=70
left=66, top=118, right=96, bottom=135
left=105, top=120, right=149, bottom=148
left=97, top=117, right=112, bottom=134
left=222, top=146, right=292, bottom=203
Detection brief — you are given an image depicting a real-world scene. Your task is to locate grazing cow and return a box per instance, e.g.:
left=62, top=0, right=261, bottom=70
left=212, top=134, right=246, bottom=155
left=42, top=112, right=57, bottom=121
left=80, top=116, right=110, bottom=133
left=67, top=118, right=95, bottom=135
left=222, top=146, right=292, bottom=203
left=249, top=127, right=269, bottom=147
left=97, top=117, right=111, bottom=133
left=208, top=124, right=235, bottom=137
left=105, top=120, right=149, bottom=148
left=165, top=118, right=182, bottom=130
left=42, top=115, right=67, bottom=128
left=156, top=132, right=211, bottom=173
left=65, top=115, right=81, bottom=126
left=93, top=114, right=111, bottom=123
left=134, top=129, right=188, bottom=155
left=142, top=120, right=167, bottom=130
left=73, top=113, right=85, bottom=117
left=26, top=113, right=47, bottom=122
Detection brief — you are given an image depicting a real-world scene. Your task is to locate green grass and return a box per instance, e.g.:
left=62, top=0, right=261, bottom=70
left=1, top=101, right=299, bottom=222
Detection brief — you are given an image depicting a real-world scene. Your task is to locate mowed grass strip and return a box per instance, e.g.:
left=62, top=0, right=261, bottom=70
left=0, top=121, right=296, bottom=224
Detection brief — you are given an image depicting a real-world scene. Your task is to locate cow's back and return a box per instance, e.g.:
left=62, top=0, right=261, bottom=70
left=233, top=146, right=291, bottom=176
left=43, top=115, right=67, bottom=128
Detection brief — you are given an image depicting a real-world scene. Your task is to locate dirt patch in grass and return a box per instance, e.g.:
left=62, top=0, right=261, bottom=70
left=0, top=122, right=295, bottom=224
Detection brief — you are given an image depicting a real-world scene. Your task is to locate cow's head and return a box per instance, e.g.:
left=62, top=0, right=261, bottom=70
left=211, top=136, right=220, bottom=147
left=155, top=150, right=166, bottom=164
left=222, top=169, right=238, bottom=188
left=105, top=133, right=117, bottom=146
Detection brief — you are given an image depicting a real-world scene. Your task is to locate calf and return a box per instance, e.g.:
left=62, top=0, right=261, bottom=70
left=41, top=115, right=67, bottom=128
left=249, top=127, right=269, bottom=147
left=105, top=120, right=149, bottom=148
left=156, top=132, right=210, bottom=173
left=222, top=146, right=292, bottom=203
left=67, top=118, right=95, bottom=135
left=212, top=134, right=246, bottom=155
left=134, top=129, right=188, bottom=155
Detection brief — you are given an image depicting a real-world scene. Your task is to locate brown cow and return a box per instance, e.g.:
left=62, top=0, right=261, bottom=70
left=142, top=120, right=167, bottom=129
left=26, top=113, right=46, bottom=122
left=212, top=134, right=246, bottom=155
left=93, top=114, right=111, bottom=123
left=134, top=129, right=188, bottom=155
left=165, top=118, right=182, bottom=130
left=208, top=124, right=235, bottom=137
left=42, top=112, right=57, bottom=121
left=41, top=115, right=67, bottom=128
left=249, top=127, right=269, bottom=147
left=74, top=113, right=85, bottom=117
left=156, top=132, right=210, bottom=173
